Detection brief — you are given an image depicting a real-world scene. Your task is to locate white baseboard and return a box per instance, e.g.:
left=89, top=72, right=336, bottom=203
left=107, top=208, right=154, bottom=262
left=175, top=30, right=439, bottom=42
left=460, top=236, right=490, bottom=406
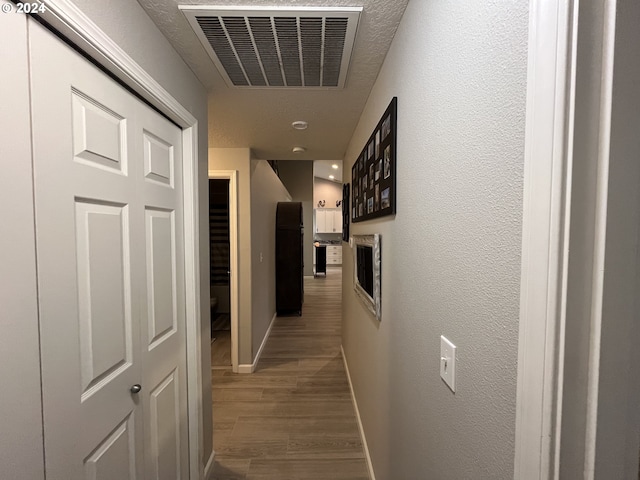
left=341, top=345, right=376, bottom=480
left=203, top=449, right=215, bottom=480
left=237, top=364, right=253, bottom=374
left=237, top=312, right=277, bottom=374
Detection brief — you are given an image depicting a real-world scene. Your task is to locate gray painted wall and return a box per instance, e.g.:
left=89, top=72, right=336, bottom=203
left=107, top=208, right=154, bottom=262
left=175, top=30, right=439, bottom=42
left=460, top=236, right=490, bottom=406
left=250, top=160, right=292, bottom=356
left=209, top=148, right=254, bottom=365
left=593, top=0, right=640, bottom=476
left=595, top=0, right=640, bottom=474
left=558, top=2, right=640, bottom=476
left=314, top=176, right=343, bottom=207
left=278, top=161, right=314, bottom=276
left=342, top=1, right=528, bottom=478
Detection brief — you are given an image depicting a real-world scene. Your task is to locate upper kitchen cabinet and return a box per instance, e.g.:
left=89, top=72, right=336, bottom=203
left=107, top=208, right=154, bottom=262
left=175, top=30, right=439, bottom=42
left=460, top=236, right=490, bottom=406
left=314, top=208, right=342, bottom=234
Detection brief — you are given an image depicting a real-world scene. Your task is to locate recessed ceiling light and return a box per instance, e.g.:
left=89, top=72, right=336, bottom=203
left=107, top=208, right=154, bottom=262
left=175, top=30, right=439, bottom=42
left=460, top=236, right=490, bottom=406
left=291, top=121, right=308, bottom=130
left=331, top=164, right=338, bottom=169
left=292, top=146, right=306, bottom=153
left=329, top=175, right=335, bottom=179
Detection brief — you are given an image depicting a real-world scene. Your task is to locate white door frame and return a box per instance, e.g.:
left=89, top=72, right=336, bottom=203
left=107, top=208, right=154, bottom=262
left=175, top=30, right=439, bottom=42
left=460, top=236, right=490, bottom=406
left=208, top=170, right=240, bottom=373
left=38, top=2, right=207, bottom=478
left=515, top=1, right=636, bottom=478
left=514, top=0, right=576, bottom=477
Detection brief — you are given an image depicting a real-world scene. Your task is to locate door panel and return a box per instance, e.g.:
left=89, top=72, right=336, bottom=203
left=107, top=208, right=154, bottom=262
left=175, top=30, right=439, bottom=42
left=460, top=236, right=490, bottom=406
left=31, top=22, right=142, bottom=480
left=30, top=21, right=188, bottom=479
left=143, top=131, right=173, bottom=186
left=75, top=201, right=132, bottom=395
left=136, top=100, right=189, bottom=480
left=146, top=209, right=177, bottom=347
left=72, top=91, right=127, bottom=173
left=149, top=371, right=181, bottom=480
left=84, top=415, right=136, bottom=480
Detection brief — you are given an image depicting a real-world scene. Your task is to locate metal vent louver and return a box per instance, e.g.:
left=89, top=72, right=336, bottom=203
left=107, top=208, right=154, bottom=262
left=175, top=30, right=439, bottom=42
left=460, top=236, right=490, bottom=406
left=180, top=6, right=362, bottom=88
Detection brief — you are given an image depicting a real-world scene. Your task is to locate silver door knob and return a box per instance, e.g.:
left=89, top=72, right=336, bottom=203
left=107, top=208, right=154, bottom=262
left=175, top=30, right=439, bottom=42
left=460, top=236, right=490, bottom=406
left=130, top=384, right=142, bottom=394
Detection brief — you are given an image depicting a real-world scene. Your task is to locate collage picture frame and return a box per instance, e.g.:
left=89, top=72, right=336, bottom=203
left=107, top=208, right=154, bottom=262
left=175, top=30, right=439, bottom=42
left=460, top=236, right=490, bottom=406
left=351, top=97, right=397, bottom=222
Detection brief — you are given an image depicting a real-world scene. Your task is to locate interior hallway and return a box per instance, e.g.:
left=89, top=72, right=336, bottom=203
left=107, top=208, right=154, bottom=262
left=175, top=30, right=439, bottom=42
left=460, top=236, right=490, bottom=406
left=210, top=267, right=369, bottom=479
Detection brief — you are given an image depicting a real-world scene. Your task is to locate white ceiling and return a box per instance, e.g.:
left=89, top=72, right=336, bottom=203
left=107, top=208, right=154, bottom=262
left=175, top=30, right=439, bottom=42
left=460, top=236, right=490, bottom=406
left=136, top=0, right=408, bottom=161
left=314, top=160, right=343, bottom=182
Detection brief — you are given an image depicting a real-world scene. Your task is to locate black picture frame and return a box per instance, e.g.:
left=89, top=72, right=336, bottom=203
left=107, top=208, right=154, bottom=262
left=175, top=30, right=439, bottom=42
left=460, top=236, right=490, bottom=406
left=352, top=97, right=397, bottom=222
left=342, top=183, right=350, bottom=242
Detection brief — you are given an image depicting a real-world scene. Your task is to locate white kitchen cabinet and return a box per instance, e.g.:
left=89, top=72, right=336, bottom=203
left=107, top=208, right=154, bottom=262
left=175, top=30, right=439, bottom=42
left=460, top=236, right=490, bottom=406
left=314, top=208, right=343, bottom=234
left=315, top=209, right=328, bottom=233
left=333, top=209, right=343, bottom=234
left=327, top=245, right=342, bottom=265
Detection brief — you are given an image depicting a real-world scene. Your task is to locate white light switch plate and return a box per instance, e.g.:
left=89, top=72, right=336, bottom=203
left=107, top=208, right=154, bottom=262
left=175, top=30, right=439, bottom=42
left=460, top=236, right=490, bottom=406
left=440, top=335, right=456, bottom=393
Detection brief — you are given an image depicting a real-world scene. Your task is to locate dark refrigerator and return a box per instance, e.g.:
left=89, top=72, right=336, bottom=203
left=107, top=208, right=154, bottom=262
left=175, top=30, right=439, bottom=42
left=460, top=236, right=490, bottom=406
left=276, top=202, right=304, bottom=315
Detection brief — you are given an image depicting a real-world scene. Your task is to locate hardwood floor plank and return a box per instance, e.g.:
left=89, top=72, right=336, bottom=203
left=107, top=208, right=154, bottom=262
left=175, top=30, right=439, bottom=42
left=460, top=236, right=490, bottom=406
left=211, top=330, right=232, bottom=367
left=211, top=269, right=370, bottom=479
left=213, top=388, right=264, bottom=402
left=286, top=435, right=365, bottom=459
left=245, top=458, right=369, bottom=479
left=214, top=435, right=289, bottom=459
left=260, top=386, right=352, bottom=402
left=211, top=458, right=250, bottom=480
left=231, top=415, right=360, bottom=438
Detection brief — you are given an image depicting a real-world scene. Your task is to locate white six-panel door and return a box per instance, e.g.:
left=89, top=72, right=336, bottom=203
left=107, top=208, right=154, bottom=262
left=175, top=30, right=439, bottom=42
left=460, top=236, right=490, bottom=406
left=29, top=21, right=188, bottom=480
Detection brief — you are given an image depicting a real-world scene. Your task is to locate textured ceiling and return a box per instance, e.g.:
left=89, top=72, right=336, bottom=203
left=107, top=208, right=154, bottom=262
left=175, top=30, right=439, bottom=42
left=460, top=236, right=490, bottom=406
left=136, top=0, right=408, bottom=160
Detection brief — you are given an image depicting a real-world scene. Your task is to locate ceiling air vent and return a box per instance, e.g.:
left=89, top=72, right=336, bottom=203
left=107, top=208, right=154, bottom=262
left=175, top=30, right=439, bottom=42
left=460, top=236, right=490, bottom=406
left=180, top=6, right=362, bottom=89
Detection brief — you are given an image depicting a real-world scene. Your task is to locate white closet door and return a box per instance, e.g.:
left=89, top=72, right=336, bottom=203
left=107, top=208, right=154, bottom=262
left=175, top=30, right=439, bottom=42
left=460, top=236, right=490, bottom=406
left=30, top=21, right=188, bottom=480
left=136, top=86, right=189, bottom=480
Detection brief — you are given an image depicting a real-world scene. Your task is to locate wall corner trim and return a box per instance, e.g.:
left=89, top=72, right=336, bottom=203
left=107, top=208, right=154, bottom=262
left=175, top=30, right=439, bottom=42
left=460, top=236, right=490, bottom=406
left=38, top=0, right=197, bottom=128
left=203, top=449, right=215, bottom=480
left=514, top=0, right=576, bottom=478
left=238, top=312, right=277, bottom=374
left=341, top=345, right=376, bottom=480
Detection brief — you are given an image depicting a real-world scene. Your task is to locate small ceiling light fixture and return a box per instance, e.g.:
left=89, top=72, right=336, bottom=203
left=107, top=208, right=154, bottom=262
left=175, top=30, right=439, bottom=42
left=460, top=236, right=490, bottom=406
left=329, top=175, right=335, bottom=180
left=291, top=121, right=308, bottom=130
left=331, top=164, right=339, bottom=169
left=292, top=146, right=306, bottom=153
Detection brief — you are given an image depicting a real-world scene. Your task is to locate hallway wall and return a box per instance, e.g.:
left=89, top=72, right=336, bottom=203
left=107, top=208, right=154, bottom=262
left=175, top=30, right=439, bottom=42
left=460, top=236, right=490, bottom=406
left=584, top=0, right=640, bottom=475
left=278, top=161, right=314, bottom=276
left=209, top=151, right=294, bottom=366
left=341, top=1, right=528, bottom=478
left=250, top=159, right=292, bottom=358
left=314, top=176, right=343, bottom=207
left=209, top=148, right=253, bottom=365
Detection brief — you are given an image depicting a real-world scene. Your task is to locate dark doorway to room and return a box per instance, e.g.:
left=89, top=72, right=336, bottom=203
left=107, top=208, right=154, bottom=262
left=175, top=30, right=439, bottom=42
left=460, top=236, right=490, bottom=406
left=209, top=179, right=231, bottom=367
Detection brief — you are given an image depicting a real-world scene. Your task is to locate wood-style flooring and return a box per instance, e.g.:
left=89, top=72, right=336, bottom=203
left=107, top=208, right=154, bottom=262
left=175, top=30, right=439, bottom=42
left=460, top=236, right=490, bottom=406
left=211, top=331, right=231, bottom=367
left=211, top=267, right=370, bottom=480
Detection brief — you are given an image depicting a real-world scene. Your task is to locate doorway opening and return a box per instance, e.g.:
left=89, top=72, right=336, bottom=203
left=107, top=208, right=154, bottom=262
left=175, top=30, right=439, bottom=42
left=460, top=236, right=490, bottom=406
left=208, top=170, right=239, bottom=372
left=209, top=179, right=231, bottom=367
